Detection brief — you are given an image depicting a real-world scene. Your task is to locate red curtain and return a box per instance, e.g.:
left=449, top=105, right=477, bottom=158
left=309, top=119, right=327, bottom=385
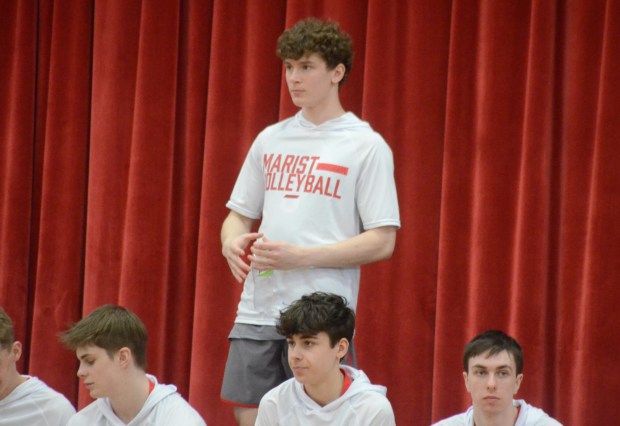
left=1, top=1, right=619, bottom=425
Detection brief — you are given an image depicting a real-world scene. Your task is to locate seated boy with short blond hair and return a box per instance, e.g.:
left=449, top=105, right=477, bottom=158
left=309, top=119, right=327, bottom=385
left=0, top=306, right=75, bottom=425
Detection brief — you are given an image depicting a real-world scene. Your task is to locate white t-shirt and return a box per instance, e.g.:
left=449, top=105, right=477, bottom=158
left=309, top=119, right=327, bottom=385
left=67, top=374, right=206, bottom=426
left=256, top=365, right=395, bottom=426
left=228, top=111, right=400, bottom=325
left=0, top=375, right=75, bottom=426
left=432, top=399, right=563, bottom=426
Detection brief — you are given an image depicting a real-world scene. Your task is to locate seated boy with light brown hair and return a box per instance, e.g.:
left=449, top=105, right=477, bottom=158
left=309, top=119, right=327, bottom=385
left=59, top=304, right=206, bottom=425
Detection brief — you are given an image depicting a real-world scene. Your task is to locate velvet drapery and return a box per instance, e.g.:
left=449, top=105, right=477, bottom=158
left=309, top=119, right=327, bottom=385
left=1, top=1, right=619, bottom=424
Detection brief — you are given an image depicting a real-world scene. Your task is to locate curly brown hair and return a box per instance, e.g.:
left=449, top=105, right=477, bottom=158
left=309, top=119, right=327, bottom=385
left=276, top=18, right=354, bottom=85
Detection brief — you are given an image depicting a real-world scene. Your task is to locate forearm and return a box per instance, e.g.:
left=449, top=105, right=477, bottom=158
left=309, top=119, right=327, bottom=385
left=221, top=211, right=254, bottom=245
left=303, top=226, right=397, bottom=268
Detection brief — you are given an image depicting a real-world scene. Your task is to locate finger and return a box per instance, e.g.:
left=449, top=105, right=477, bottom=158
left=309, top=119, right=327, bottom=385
left=233, top=247, right=246, bottom=256
left=243, top=232, right=263, bottom=244
left=230, top=263, right=249, bottom=283
left=250, top=249, right=273, bottom=263
left=233, top=257, right=252, bottom=272
left=248, top=255, right=271, bottom=270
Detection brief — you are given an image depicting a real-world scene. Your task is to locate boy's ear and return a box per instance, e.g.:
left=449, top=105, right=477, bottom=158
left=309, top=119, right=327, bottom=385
left=336, top=337, right=349, bottom=360
left=117, top=347, right=132, bottom=368
left=332, top=63, right=346, bottom=84
left=11, top=341, right=23, bottom=361
left=463, top=371, right=470, bottom=393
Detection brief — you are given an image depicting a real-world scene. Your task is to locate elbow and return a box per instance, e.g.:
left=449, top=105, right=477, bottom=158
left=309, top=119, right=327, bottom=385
left=376, top=228, right=397, bottom=261
left=379, top=243, right=395, bottom=261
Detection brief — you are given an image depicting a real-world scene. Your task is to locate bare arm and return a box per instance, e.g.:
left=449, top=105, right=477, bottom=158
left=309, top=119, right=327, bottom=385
left=221, top=210, right=261, bottom=283
left=248, top=226, right=397, bottom=271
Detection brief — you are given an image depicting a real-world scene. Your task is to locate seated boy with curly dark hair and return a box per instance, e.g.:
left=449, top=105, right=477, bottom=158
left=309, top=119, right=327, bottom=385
left=255, top=292, right=395, bottom=425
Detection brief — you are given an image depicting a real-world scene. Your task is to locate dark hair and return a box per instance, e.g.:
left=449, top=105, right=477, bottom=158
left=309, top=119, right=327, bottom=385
left=463, top=330, right=524, bottom=375
left=276, top=292, right=355, bottom=347
left=0, top=307, right=15, bottom=350
left=276, top=18, right=354, bottom=85
left=59, top=305, right=148, bottom=370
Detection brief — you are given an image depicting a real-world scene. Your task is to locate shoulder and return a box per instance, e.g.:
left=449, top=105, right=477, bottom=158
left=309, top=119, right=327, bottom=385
left=517, top=400, right=563, bottom=426
left=37, top=380, right=73, bottom=405
left=344, top=376, right=395, bottom=424
left=150, top=391, right=206, bottom=425
left=257, top=116, right=297, bottom=138
left=353, top=392, right=395, bottom=424
left=341, top=113, right=387, bottom=139
left=22, top=377, right=66, bottom=398
left=260, top=377, right=296, bottom=404
left=257, top=378, right=297, bottom=423
left=17, top=377, right=75, bottom=414
left=68, top=401, right=102, bottom=425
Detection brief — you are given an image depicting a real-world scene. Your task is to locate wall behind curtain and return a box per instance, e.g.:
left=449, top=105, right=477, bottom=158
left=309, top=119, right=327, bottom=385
left=1, top=1, right=619, bottom=425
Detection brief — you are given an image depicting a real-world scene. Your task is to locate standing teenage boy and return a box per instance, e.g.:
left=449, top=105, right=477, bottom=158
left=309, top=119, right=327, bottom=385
left=255, top=292, right=395, bottom=425
left=0, top=307, right=75, bottom=425
left=220, top=17, right=400, bottom=425
left=59, top=304, right=206, bottom=426
left=432, top=330, right=562, bottom=426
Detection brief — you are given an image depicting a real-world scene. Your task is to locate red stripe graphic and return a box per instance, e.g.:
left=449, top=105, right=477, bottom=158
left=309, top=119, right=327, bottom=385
left=284, top=194, right=299, bottom=199
left=316, top=163, right=349, bottom=175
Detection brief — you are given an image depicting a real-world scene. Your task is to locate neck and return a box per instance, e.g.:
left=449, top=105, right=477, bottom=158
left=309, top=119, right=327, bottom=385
left=301, top=101, right=346, bottom=126
left=473, top=404, right=518, bottom=426
left=304, top=367, right=344, bottom=407
left=0, top=370, right=27, bottom=400
left=109, top=373, right=151, bottom=423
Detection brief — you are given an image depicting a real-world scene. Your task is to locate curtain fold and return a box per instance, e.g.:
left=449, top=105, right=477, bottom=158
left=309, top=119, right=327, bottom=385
left=0, top=1, right=37, bottom=373
left=1, top=1, right=619, bottom=424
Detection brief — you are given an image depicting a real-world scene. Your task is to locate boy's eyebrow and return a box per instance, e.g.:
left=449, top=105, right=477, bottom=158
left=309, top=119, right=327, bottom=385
left=495, top=365, right=513, bottom=371
left=299, top=333, right=319, bottom=339
left=283, top=58, right=317, bottom=65
left=472, top=364, right=513, bottom=371
left=287, top=332, right=318, bottom=339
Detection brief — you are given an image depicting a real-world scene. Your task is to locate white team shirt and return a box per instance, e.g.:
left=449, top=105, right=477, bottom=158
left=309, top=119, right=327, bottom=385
left=0, top=375, right=75, bottom=426
left=228, top=111, right=400, bottom=325
left=432, top=399, right=563, bottom=426
left=256, top=365, right=396, bottom=426
left=67, top=374, right=206, bottom=426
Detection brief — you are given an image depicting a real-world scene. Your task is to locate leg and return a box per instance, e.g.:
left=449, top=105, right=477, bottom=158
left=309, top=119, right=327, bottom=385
left=221, top=334, right=290, bottom=424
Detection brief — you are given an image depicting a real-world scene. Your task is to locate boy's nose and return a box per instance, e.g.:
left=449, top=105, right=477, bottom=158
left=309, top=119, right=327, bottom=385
left=77, top=366, right=86, bottom=378
left=486, top=374, right=497, bottom=389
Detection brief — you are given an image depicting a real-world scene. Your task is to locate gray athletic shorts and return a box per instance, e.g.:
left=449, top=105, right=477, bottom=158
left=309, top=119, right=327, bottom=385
left=220, top=325, right=292, bottom=406
left=220, top=323, right=357, bottom=406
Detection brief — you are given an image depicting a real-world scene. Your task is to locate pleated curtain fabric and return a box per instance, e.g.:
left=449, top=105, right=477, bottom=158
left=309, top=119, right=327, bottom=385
left=1, top=1, right=619, bottom=424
